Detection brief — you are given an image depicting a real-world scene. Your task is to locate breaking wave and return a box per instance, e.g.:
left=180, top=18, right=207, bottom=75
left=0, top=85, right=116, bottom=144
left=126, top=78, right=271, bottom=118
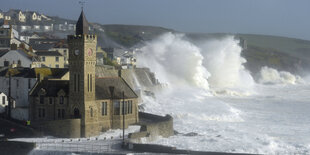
left=259, top=66, right=303, bottom=84
left=136, top=33, right=310, bottom=154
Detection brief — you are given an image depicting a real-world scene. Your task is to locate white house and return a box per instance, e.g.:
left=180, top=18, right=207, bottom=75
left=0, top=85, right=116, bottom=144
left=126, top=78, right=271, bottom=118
left=18, top=11, right=26, bottom=22
left=0, top=50, right=39, bottom=68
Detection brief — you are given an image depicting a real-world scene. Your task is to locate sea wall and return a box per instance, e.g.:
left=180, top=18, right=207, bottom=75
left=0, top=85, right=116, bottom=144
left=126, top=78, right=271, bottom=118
left=128, top=112, right=173, bottom=142
left=32, top=118, right=81, bottom=138
left=95, top=67, right=161, bottom=92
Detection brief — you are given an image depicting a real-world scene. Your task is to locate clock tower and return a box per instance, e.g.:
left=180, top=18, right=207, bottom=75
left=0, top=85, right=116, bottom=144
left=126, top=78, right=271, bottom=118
left=68, top=10, right=97, bottom=137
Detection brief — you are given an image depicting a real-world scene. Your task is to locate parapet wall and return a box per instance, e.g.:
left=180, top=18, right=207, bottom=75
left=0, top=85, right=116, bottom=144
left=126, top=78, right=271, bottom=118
left=128, top=112, right=173, bottom=142
left=32, top=118, right=81, bottom=138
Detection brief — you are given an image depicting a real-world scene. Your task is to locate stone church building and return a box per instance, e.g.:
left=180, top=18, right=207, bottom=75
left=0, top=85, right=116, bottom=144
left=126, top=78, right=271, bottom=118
left=29, top=11, right=139, bottom=138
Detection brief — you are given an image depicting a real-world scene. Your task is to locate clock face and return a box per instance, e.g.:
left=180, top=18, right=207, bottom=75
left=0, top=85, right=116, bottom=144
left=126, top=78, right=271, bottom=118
left=88, top=48, right=93, bottom=56
left=74, top=49, right=79, bottom=56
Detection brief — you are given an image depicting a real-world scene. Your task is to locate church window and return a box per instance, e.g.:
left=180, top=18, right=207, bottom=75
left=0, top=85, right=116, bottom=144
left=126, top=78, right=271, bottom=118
left=42, top=109, right=45, bottom=118
left=57, top=109, right=61, bottom=118
left=114, top=101, right=120, bottom=115
left=102, top=102, right=107, bottom=116
left=59, top=96, right=64, bottom=104
left=40, top=95, right=44, bottom=104
left=122, top=101, right=128, bottom=115
left=87, top=74, right=90, bottom=92
left=90, top=74, right=92, bottom=92
left=130, top=101, right=133, bottom=114
left=74, top=74, right=76, bottom=92
left=77, top=74, right=80, bottom=92
left=90, top=108, right=93, bottom=117
left=38, top=108, right=41, bottom=118
left=62, top=109, right=65, bottom=119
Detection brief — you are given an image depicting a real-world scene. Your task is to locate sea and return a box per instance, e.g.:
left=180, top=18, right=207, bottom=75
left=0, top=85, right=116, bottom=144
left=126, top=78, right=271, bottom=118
left=136, top=33, right=310, bottom=154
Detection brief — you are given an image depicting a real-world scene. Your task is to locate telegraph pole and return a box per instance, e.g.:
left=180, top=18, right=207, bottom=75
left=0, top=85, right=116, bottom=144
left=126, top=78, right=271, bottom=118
left=8, top=72, right=11, bottom=119
left=122, top=91, right=125, bottom=145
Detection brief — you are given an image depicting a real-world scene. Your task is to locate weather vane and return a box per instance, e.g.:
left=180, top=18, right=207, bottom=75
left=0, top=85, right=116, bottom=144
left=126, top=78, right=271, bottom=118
left=79, top=1, right=86, bottom=10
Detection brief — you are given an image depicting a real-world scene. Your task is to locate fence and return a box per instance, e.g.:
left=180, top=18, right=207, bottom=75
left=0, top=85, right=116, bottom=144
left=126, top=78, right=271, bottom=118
left=28, top=139, right=114, bottom=153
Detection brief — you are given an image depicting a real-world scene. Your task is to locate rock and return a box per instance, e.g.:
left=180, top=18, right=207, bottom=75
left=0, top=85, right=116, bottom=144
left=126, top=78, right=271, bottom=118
left=184, top=132, right=198, bottom=137
left=174, top=130, right=180, bottom=135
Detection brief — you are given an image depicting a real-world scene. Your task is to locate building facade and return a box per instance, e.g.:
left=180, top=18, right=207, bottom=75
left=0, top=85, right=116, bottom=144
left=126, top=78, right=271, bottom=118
left=36, top=51, right=65, bottom=68
left=29, top=11, right=139, bottom=138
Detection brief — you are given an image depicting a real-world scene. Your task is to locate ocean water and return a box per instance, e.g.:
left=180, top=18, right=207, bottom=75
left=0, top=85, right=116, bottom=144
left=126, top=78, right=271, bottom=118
left=137, top=33, right=310, bottom=154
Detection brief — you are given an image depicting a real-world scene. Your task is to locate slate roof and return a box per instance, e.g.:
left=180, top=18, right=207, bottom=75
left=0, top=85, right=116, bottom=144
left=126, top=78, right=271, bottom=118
left=29, top=80, right=69, bottom=97
left=95, top=77, right=138, bottom=100
left=0, top=67, right=68, bottom=78
left=31, top=43, right=55, bottom=51
left=0, top=49, right=9, bottom=57
left=76, top=10, right=89, bottom=35
left=36, top=51, right=62, bottom=56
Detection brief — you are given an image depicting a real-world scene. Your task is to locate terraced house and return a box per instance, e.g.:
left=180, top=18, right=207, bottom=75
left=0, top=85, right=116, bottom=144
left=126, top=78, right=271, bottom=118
left=29, top=11, right=139, bottom=138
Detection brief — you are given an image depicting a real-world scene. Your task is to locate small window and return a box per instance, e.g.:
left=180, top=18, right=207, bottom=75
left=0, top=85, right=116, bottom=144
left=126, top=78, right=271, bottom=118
left=90, top=108, right=93, bottom=117
left=123, top=101, right=128, bottom=115
left=42, top=56, right=45, bottom=62
left=55, top=64, right=59, bottom=68
left=2, top=96, right=6, bottom=105
left=49, top=98, right=53, bottom=104
left=102, top=102, right=107, bottom=116
left=55, top=57, right=59, bottom=62
left=59, top=96, right=64, bottom=104
left=114, top=101, right=120, bottom=115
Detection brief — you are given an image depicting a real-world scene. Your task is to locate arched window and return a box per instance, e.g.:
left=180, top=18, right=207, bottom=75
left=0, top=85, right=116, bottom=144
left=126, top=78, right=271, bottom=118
left=74, top=108, right=80, bottom=118
left=59, top=96, right=64, bottom=104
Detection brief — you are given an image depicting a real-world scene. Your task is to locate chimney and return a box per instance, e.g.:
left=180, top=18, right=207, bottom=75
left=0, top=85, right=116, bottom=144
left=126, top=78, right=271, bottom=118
left=10, top=43, right=17, bottom=50
left=109, top=86, right=115, bottom=99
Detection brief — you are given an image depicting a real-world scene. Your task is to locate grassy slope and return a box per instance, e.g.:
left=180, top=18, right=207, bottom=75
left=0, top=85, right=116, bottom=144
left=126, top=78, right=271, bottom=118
left=236, top=34, right=310, bottom=60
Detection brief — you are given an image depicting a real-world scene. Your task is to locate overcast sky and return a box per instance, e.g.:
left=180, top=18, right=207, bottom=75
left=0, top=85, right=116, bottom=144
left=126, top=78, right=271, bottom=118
left=1, top=0, right=310, bottom=40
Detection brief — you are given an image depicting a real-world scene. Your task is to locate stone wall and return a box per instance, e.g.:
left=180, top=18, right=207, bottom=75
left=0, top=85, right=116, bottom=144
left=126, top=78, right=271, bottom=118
left=32, top=118, right=81, bottom=138
left=128, top=112, right=173, bottom=142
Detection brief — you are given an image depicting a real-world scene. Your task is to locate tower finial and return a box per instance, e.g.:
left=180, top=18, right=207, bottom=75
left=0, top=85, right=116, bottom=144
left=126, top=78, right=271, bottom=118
left=79, top=1, right=85, bottom=11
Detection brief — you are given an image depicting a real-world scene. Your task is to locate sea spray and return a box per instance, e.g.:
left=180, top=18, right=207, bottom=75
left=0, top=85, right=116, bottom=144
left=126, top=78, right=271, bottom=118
left=135, top=33, right=310, bottom=154
left=197, top=36, right=255, bottom=95
left=137, top=33, right=210, bottom=91
left=259, top=66, right=303, bottom=84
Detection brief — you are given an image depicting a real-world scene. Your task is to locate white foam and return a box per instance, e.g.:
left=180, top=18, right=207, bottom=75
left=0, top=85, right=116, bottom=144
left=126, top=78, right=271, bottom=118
left=136, top=33, right=310, bottom=154
left=259, top=66, right=303, bottom=84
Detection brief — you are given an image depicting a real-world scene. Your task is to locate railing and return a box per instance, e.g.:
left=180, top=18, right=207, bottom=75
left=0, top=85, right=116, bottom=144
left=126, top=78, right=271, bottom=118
left=27, top=138, right=115, bottom=153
